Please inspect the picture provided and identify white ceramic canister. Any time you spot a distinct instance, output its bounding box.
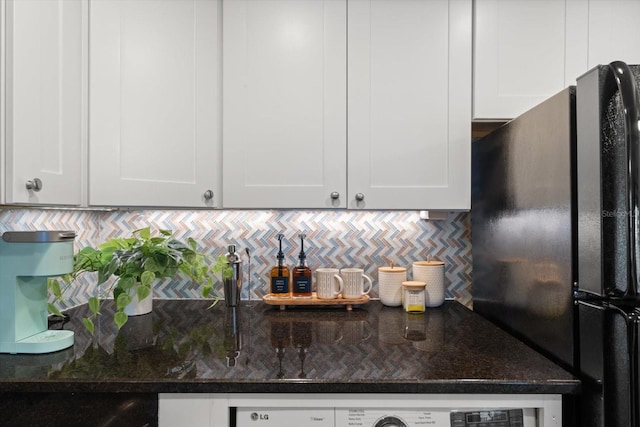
[412,260,445,307]
[378,266,407,307]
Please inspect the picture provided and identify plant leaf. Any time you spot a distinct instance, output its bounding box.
[123,237,137,248]
[47,303,64,317]
[113,286,124,302]
[114,312,128,329]
[88,297,100,315]
[140,270,155,286]
[187,237,197,251]
[138,227,151,240]
[202,284,212,297]
[119,276,135,291]
[136,284,151,301]
[116,293,132,311]
[99,240,121,251]
[48,279,62,299]
[100,255,120,283]
[78,246,97,255]
[144,257,161,273]
[82,318,95,335]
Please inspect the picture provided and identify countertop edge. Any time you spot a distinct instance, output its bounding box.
[0,379,581,395]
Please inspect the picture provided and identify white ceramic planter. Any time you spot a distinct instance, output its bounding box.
[124,283,153,316]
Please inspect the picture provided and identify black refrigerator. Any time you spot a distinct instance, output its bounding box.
[472,61,640,427]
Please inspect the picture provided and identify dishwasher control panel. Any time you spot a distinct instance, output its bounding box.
[236,408,536,427]
[450,409,527,427]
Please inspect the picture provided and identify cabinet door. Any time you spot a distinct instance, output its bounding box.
[223,0,347,209]
[473,0,588,120]
[348,0,471,210]
[4,0,85,205]
[89,0,220,207]
[586,0,640,67]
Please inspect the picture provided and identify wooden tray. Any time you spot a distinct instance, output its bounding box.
[262,293,369,311]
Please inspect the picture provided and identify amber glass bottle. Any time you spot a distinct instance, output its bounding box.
[270,233,290,297]
[291,233,312,298]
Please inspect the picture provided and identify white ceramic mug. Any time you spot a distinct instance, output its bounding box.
[315,268,344,299]
[341,268,372,299]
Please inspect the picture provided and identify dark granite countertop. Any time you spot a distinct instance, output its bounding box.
[0,300,579,395]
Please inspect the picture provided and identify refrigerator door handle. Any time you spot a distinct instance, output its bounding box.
[629,311,640,427]
[620,306,640,427]
[602,303,640,426]
[608,61,640,297]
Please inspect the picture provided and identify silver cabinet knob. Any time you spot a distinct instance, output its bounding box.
[203,190,214,200]
[330,191,340,200]
[26,178,43,192]
[355,193,365,202]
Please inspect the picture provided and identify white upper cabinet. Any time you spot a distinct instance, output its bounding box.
[89,0,221,207]
[223,0,471,210]
[473,0,587,120]
[474,0,640,121]
[3,0,85,205]
[586,0,640,67]
[222,0,347,209]
[348,0,471,210]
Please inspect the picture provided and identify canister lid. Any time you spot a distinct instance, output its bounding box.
[402,280,426,288]
[379,266,407,273]
[413,260,445,267]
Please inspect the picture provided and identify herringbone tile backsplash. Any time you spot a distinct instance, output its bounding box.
[0,208,472,308]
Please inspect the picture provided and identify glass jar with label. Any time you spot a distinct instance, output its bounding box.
[401,281,426,313]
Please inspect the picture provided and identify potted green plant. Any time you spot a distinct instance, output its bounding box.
[49,227,231,334]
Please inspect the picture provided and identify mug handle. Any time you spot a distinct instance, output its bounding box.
[362,274,372,295]
[333,274,344,297]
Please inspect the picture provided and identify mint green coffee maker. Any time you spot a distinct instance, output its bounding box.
[0,231,76,354]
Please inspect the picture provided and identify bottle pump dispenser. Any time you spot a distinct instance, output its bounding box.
[0,231,76,354]
[292,233,312,297]
[270,233,290,297]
